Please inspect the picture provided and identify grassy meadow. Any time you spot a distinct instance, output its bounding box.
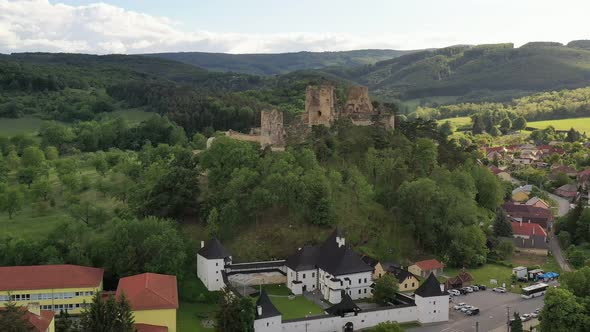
[527,117,590,133]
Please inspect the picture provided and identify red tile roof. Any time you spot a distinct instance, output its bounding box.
[502,202,553,220]
[0,265,104,291]
[414,259,444,271]
[0,308,54,332]
[116,273,178,310]
[511,222,547,237]
[134,324,169,332]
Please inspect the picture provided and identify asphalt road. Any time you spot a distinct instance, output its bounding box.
[545,192,573,272]
[408,290,545,332]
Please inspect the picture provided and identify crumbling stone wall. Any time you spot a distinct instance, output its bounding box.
[343,86,373,115]
[260,109,285,147]
[304,85,336,126]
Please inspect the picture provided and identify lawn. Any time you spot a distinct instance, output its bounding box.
[105,108,155,124]
[444,264,514,290]
[438,116,472,129]
[528,117,590,133]
[178,301,216,332]
[262,284,324,320]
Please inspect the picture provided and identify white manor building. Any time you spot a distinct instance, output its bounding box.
[285,229,374,303]
[197,230,449,332]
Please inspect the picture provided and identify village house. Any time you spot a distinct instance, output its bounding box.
[502,201,554,229]
[488,165,512,182]
[511,185,533,202]
[555,183,578,200]
[507,222,549,256]
[577,169,590,189]
[361,255,386,280]
[116,273,179,332]
[386,265,420,292]
[551,165,578,178]
[408,259,444,278]
[525,197,551,210]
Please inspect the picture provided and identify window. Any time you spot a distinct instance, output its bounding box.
[216,262,219,266]
[303,273,306,278]
[434,310,437,313]
[364,289,367,294]
[404,284,407,289]
[364,278,367,283]
[433,301,436,305]
[358,278,361,284]
[412,282,415,287]
[312,272,315,278]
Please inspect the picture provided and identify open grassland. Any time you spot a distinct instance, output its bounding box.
[438,116,472,128]
[178,301,215,332]
[527,117,590,133]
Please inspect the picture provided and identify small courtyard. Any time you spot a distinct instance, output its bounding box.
[259,284,325,320]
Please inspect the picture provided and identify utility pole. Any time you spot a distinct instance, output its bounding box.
[507,306,511,332]
[475,321,479,332]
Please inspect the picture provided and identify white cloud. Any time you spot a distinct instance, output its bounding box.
[0,0,413,54]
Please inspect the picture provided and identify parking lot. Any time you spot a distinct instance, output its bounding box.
[408,288,545,332]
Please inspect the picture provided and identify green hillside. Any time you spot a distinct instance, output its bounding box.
[317,43,590,102]
[144,49,413,75]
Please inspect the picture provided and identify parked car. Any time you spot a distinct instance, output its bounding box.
[471,285,479,291]
[521,315,531,322]
[448,289,460,296]
[493,287,507,293]
[461,307,470,313]
[531,312,539,318]
[534,308,541,313]
[453,305,463,310]
[478,284,487,290]
[464,287,474,293]
[467,308,480,315]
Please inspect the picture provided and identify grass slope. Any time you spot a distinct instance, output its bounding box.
[0,117,45,137]
[527,117,590,133]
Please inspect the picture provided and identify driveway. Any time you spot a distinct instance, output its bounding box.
[408,291,544,332]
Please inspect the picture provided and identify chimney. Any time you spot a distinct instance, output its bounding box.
[520,220,522,226]
[27,302,40,316]
[257,305,262,316]
[200,241,204,248]
[440,284,445,292]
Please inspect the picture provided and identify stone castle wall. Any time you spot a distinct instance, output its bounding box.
[343,86,373,115]
[304,85,336,126]
[261,109,285,147]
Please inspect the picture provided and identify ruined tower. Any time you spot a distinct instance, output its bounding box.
[260,109,285,147]
[304,85,336,127]
[343,86,373,115]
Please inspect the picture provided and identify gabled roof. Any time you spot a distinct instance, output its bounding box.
[511,222,547,237]
[256,289,281,319]
[525,197,549,208]
[512,185,533,195]
[116,273,179,310]
[198,239,230,259]
[556,183,578,192]
[413,259,444,271]
[502,202,553,220]
[415,273,447,297]
[387,266,418,284]
[0,264,104,291]
[0,308,54,332]
[134,324,168,332]
[325,291,361,316]
[284,229,373,276]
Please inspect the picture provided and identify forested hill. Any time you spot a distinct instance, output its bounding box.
[316,42,590,101]
[144,49,413,76]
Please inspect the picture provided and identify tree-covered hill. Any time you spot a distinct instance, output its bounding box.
[316,43,590,102]
[144,49,413,76]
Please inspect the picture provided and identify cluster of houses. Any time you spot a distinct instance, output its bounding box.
[197,230,450,332]
[484,143,565,167]
[0,265,179,332]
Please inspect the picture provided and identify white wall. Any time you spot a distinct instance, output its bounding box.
[415,294,449,324]
[254,315,282,332]
[318,270,373,303]
[279,306,417,332]
[196,254,226,291]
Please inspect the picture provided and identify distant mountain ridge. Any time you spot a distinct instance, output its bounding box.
[143,49,415,76]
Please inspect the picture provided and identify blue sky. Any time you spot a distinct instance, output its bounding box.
[1,0,589,54]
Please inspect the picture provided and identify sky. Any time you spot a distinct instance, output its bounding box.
[1,0,590,54]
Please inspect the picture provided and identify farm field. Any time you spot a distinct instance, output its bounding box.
[527,117,590,133]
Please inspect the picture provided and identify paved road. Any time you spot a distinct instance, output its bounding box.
[546,192,571,217]
[544,192,573,272]
[408,291,544,332]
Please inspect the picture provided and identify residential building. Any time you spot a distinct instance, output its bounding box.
[511,185,533,202]
[414,273,449,324]
[488,165,512,182]
[361,255,385,279]
[408,259,444,278]
[0,265,104,315]
[502,202,554,229]
[555,183,578,199]
[285,230,374,303]
[116,273,178,332]
[197,239,232,291]
[551,165,577,178]
[386,266,420,292]
[509,221,549,255]
[0,304,55,332]
[525,197,550,210]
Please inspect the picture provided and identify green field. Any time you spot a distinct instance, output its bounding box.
[438,116,472,128]
[178,301,216,332]
[528,117,590,133]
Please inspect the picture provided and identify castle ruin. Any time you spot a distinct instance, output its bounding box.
[303,85,336,127]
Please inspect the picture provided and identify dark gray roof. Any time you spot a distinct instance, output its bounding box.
[285,245,319,271]
[415,273,447,297]
[256,289,281,319]
[388,266,418,284]
[284,229,372,276]
[197,239,230,259]
[325,291,361,316]
[361,255,379,268]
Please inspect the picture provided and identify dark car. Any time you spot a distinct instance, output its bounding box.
[478,284,487,290]
[468,308,480,315]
